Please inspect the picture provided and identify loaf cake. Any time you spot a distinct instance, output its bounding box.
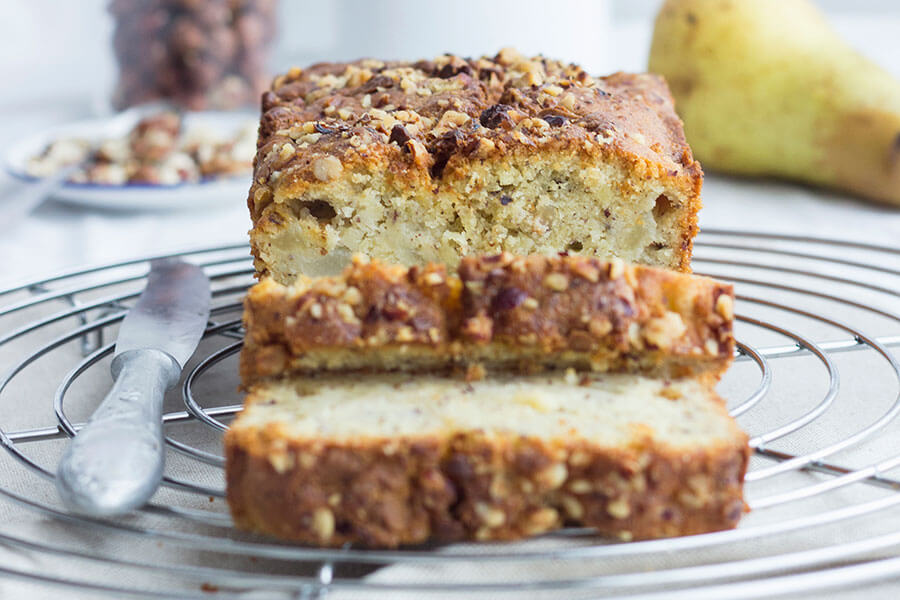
[240,253,734,386]
[247,48,703,284]
[226,372,749,547]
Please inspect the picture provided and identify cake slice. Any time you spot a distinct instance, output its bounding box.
[247,48,703,284]
[225,372,749,547]
[240,253,734,386]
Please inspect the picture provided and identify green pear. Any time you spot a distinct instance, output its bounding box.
[649,0,900,206]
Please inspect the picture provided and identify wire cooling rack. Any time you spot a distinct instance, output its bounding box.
[0,229,898,599]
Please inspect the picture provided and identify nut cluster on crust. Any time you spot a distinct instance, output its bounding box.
[240,253,734,384]
[247,48,702,220]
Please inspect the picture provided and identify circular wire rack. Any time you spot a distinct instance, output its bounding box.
[0,229,898,599]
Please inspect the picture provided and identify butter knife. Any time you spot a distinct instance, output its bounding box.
[56,258,210,516]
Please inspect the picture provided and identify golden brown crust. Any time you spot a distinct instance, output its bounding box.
[240,254,734,386]
[247,49,703,275]
[225,390,749,547]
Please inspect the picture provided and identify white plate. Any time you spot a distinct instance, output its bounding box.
[4,111,256,211]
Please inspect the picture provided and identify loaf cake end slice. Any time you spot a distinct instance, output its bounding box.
[225,372,749,547]
[248,48,703,283]
[240,253,734,387]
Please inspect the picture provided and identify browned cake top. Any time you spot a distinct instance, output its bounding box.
[250,48,700,219]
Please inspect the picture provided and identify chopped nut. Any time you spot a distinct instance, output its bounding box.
[706,339,720,355]
[439,110,471,128]
[589,317,613,337]
[515,66,543,87]
[678,491,705,509]
[496,47,524,65]
[571,260,599,282]
[474,502,506,528]
[544,84,563,97]
[569,479,592,494]
[564,368,578,385]
[474,137,496,157]
[517,332,539,345]
[509,257,528,273]
[642,312,687,349]
[522,297,539,310]
[312,155,343,181]
[407,139,432,168]
[342,286,362,305]
[608,258,625,280]
[424,272,444,285]
[716,294,734,320]
[536,462,568,490]
[312,507,335,541]
[543,272,569,291]
[630,473,647,494]
[279,143,296,160]
[336,303,358,324]
[607,497,631,519]
[395,326,416,342]
[382,442,399,456]
[569,451,590,467]
[525,507,559,534]
[327,493,342,506]
[511,130,530,144]
[462,315,492,342]
[624,265,639,288]
[561,495,584,520]
[627,322,644,348]
[489,475,509,499]
[308,302,323,319]
[268,452,293,474]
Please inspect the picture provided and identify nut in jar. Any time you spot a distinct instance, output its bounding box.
[108,0,277,110]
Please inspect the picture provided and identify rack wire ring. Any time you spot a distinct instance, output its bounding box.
[0,230,897,598]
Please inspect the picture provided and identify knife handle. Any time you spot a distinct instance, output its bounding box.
[56,349,180,517]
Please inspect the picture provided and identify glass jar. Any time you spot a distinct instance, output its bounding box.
[108,0,277,111]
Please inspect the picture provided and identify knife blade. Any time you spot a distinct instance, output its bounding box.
[56,258,210,516]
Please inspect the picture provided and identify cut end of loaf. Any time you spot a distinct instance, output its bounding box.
[226,373,749,547]
[251,153,699,283]
[239,254,734,387]
[247,51,702,282]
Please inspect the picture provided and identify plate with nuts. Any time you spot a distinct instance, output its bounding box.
[5,109,258,210]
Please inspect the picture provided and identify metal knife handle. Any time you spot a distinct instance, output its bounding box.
[56,349,180,516]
